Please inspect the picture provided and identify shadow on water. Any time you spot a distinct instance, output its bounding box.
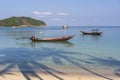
[115,69,120,77]
[81,34,102,41]
[89,57,120,66]
[89,56,120,77]
[0,47,117,80]
[0,64,16,77]
[0,48,64,80]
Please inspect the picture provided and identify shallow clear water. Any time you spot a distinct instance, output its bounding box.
[0,26,120,79]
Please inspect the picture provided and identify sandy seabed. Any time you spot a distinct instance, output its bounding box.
[0,73,119,80]
[0,64,119,80]
[0,68,119,80]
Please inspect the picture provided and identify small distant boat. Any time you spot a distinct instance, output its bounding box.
[80,29,102,35]
[30,35,75,42]
[63,25,69,29]
[12,26,16,28]
[80,31,102,35]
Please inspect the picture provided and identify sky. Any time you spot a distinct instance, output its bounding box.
[0,0,120,26]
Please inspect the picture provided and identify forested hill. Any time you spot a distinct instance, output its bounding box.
[0,16,46,27]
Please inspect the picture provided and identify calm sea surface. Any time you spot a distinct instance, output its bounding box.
[0,26,120,79]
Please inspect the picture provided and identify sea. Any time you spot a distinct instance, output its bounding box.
[0,26,120,80]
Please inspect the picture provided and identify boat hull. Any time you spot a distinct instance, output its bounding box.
[80,31,102,35]
[30,35,75,42]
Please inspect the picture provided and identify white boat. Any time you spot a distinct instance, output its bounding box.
[63,25,69,29]
[12,26,16,28]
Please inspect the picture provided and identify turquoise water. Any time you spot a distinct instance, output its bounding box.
[0,26,120,80]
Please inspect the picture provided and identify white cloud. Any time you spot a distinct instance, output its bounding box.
[52,18,63,21]
[33,11,40,15]
[57,12,69,16]
[33,11,69,16]
[33,11,53,16]
[42,12,53,15]
[38,15,46,18]
[33,11,69,21]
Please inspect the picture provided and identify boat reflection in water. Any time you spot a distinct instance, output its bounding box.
[81,33,102,41]
[31,41,74,48]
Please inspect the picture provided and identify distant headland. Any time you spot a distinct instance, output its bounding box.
[0,16,46,27]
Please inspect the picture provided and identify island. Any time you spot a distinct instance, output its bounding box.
[0,16,46,27]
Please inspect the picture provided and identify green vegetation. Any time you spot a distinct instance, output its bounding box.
[0,16,46,27]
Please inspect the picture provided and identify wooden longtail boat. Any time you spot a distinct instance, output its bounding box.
[30,35,75,42]
[80,31,102,35]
